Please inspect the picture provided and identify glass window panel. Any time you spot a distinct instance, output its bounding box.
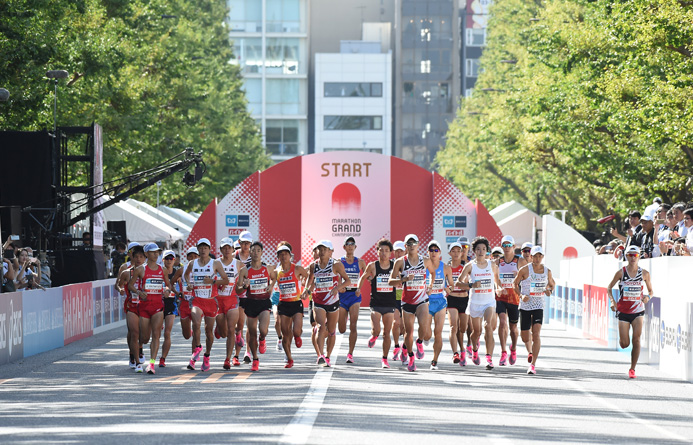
[324,83,383,97]
[466,59,480,77]
[324,116,383,130]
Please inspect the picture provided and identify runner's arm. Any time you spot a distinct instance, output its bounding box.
[213,261,229,287]
[606,270,622,310]
[128,266,146,300]
[642,269,653,303]
[388,258,404,286]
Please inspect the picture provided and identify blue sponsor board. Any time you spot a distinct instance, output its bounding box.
[94,286,103,328]
[0,292,24,364]
[225,214,250,228]
[575,288,583,330]
[442,215,467,228]
[22,289,64,358]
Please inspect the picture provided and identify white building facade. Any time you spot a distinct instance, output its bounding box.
[314,42,392,155]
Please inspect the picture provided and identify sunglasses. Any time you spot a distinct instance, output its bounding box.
[522,249,531,253]
[501,243,513,248]
[428,248,440,253]
[164,256,175,260]
[406,242,418,246]
[626,253,640,257]
[345,242,356,246]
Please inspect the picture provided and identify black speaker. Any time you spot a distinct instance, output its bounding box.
[51,249,107,287]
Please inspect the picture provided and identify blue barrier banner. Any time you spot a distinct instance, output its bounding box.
[576,288,583,330]
[104,285,113,325]
[0,291,24,365]
[23,288,64,357]
[94,286,103,328]
[646,297,661,365]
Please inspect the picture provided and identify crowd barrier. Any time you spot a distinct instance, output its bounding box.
[0,279,123,366]
[548,255,693,382]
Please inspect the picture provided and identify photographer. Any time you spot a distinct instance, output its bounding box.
[630,215,655,258]
[610,211,641,246]
[111,242,127,277]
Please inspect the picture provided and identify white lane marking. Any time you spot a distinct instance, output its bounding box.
[280,333,343,445]
[568,380,689,443]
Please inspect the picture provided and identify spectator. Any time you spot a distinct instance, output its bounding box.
[592,239,603,254]
[38,251,51,288]
[630,215,655,258]
[14,248,40,290]
[643,197,662,220]
[82,231,92,248]
[2,254,16,292]
[111,242,127,277]
[672,203,687,237]
[683,209,693,255]
[598,239,622,255]
[611,210,641,246]
[654,209,676,256]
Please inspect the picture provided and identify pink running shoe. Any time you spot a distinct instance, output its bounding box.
[146,362,155,374]
[317,355,325,365]
[509,349,517,365]
[466,345,473,358]
[415,340,425,359]
[407,355,416,372]
[401,347,408,365]
[499,351,508,366]
[472,350,481,365]
[367,335,378,348]
[259,339,267,354]
[187,359,196,370]
[459,352,467,367]
[527,364,536,375]
[251,359,259,372]
[381,358,390,368]
[294,335,302,348]
[628,369,636,379]
[392,347,401,361]
[192,346,202,362]
[486,354,494,370]
[235,332,245,348]
[346,353,354,364]
[201,355,210,372]
[325,357,332,368]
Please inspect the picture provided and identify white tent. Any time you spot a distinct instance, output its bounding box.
[103,199,184,245]
[126,199,192,235]
[157,205,198,228]
[490,200,542,246]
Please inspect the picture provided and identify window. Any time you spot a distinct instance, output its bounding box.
[465,88,474,97]
[466,59,480,77]
[266,0,302,32]
[324,148,383,154]
[232,37,304,74]
[228,0,262,32]
[266,120,299,155]
[466,28,486,47]
[266,79,302,114]
[420,60,431,73]
[324,83,383,97]
[324,116,383,130]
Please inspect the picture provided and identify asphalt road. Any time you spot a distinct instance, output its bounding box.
[0,309,692,444]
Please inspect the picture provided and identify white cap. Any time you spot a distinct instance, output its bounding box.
[127,242,140,251]
[521,242,533,250]
[404,234,419,244]
[448,242,462,253]
[316,239,333,250]
[393,241,405,251]
[197,238,211,247]
[163,249,176,258]
[276,245,291,254]
[501,235,515,245]
[640,214,653,222]
[530,246,544,256]
[219,237,234,248]
[457,236,470,246]
[238,231,253,243]
[234,240,240,249]
[625,245,641,255]
[144,242,162,252]
[186,246,199,256]
[427,240,441,250]
[491,247,503,255]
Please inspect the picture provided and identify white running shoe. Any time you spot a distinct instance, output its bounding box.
[135,364,143,373]
[276,339,283,351]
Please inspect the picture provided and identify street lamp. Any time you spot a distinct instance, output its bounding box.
[46,70,69,133]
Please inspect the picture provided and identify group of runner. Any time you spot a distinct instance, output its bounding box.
[115,231,652,378]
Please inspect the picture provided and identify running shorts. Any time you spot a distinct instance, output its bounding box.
[370,306,395,316]
[428,297,447,316]
[339,292,361,311]
[519,309,544,331]
[469,301,495,318]
[244,298,272,319]
[447,296,469,313]
[217,295,239,314]
[163,298,176,317]
[271,292,280,306]
[178,298,191,319]
[139,299,164,319]
[496,300,520,324]
[402,300,429,315]
[314,301,340,313]
[617,310,644,323]
[278,300,304,318]
[193,298,218,318]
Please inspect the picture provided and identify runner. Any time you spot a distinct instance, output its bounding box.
[303,240,351,367]
[391,240,407,364]
[338,236,366,364]
[424,240,454,370]
[520,242,533,264]
[446,242,468,366]
[457,236,475,359]
[389,234,429,372]
[234,230,253,364]
[160,249,181,367]
[236,241,277,371]
[275,242,309,368]
[184,238,229,371]
[116,244,146,371]
[356,239,397,368]
[271,280,282,352]
[606,245,654,378]
[128,243,172,374]
[513,245,555,375]
[309,244,320,358]
[116,242,142,282]
[495,235,526,366]
[455,236,503,370]
[215,237,244,370]
[170,246,198,347]
[491,247,503,261]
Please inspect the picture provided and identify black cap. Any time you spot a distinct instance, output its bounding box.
[629,211,641,218]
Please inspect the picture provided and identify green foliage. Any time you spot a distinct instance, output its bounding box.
[438,0,693,231]
[0,0,271,212]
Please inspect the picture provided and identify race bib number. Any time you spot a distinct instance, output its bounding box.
[406,272,426,291]
[430,278,445,293]
[346,272,360,289]
[315,275,334,291]
[193,275,212,298]
[279,281,297,297]
[500,273,515,288]
[376,275,393,293]
[474,278,493,293]
[623,283,642,301]
[249,277,269,295]
[144,278,164,293]
[530,280,547,297]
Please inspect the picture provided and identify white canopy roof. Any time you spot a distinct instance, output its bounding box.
[156,205,198,228]
[103,199,184,244]
[126,199,192,235]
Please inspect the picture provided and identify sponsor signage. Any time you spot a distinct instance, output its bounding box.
[0,292,24,365]
[22,288,63,357]
[225,214,250,227]
[63,283,93,345]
